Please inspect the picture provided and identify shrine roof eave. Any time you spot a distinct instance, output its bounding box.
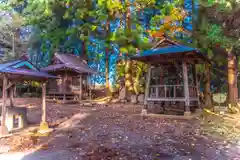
[0,68,57,82]
[131,45,211,64]
[41,64,97,75]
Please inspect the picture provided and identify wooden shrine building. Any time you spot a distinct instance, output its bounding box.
[41,53,97,103]
[0,58,56,135]
[131,39,210,116]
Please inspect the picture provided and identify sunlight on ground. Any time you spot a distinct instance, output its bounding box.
[0,152,26,160]
[93,96,112,104]
[57,112,90,130]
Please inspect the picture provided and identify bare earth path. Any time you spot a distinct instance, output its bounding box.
[0,98,240,160]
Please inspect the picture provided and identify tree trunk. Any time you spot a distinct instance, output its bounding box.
[123,0,133,99]
[234,55,238,103]
[105,19,111,96]
[81,41,89,61]
[227,47,238,105]
[204,64,212,108]
[105,48,110,95]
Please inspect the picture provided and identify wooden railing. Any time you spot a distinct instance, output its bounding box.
[149,85,198,99]
[149,85,184,99]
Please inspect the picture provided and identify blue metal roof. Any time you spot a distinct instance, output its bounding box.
[0,60,22,70]
[0,68,56,78]
[0,60,56,79]
[134,45,197,58]
[0,60,38,71]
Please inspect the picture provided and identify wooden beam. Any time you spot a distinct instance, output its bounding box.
[144,64,151,105]
[147,98,185,101]
[0,74,8,135]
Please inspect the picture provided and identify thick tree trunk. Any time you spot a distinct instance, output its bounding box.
[234,55,238,102]
[123,0,133,99]
[125,60,133,90]
[204,64,212,108]
[227,48,238,105]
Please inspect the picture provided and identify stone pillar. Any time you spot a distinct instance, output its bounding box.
[182,61,191,116]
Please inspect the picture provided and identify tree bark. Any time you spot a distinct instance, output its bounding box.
[105,19,111,96]
[234,55,238,103]
[204,64,212,108]
[227,47,238,105]
[123,0,133,99]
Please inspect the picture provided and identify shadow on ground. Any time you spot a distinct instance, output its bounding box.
[1,98,240,160]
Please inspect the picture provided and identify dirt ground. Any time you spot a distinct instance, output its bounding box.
[1,98,240,160]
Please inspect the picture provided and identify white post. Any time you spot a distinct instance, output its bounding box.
[182,61,191,116]
[0,74,8,135]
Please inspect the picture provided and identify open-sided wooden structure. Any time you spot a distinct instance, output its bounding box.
[0,58,56,135]
[132,39,210,116]
[41,53,96,103]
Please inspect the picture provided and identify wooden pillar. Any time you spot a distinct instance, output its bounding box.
[0,74,8,135]
[39,82,49,133]
[13,85,17,97]
[144,64,151,106]
[159,65,164,85]
[79,75,83,101]
[63,74,67,102]
[9,85,14,107]
[194,65,201,109]
[88,74,92,100]
[41,82,47,123]
[182,61,190,115]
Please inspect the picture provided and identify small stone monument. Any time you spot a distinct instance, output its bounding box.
[137,94,145,104]
[212,93,227,113]
[0,106,28,132]
[131,95,137,104]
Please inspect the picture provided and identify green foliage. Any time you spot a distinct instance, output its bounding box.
[0,2,25,62]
